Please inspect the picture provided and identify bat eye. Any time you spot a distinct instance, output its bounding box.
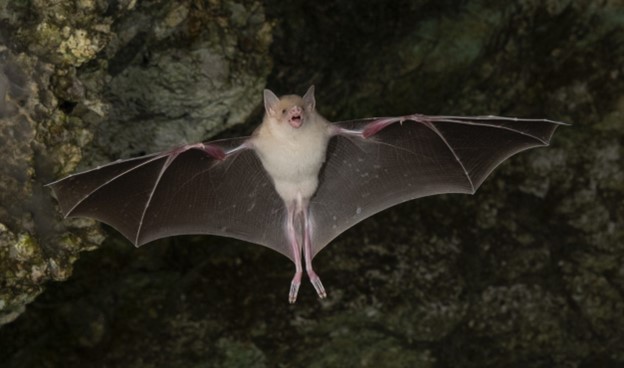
[282,109,287,114]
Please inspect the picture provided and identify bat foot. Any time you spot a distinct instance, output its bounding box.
[309,275,327,299]
[289,281,301,304]
[289,270,302,304]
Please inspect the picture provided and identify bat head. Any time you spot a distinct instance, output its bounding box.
[263,86,316,129]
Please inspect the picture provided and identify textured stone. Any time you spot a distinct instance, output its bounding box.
[0,0,272,329]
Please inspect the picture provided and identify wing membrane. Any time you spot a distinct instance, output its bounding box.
[309,115,565,256]
[48,138,292,260]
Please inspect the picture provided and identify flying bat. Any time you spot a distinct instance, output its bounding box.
[48,86,566,303]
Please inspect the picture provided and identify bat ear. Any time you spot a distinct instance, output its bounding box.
[263,89,280,116]
[302,85,315,111]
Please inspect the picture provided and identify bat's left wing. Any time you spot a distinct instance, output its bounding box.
[47,138,295,260]
[309,114,567,257]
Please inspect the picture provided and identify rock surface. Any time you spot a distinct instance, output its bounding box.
[0,0,272,325]
[1,0,622,367]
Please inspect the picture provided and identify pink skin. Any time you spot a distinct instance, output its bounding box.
[286,202,302,303]
[288,106,303,128]
[303,205,326,299]
[287,114,423,302]
[287,197,326,303]
[286,116,418,302]
[181,114,320,303]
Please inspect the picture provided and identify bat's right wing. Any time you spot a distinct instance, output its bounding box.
[309,115,567,257]
[48,138,293,260]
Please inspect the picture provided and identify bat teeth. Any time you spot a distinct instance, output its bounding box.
[289,115,303,128]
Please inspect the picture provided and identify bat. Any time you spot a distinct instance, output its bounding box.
[48,86,566,303]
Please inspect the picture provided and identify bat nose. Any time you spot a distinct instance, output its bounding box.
[290,106,302,115]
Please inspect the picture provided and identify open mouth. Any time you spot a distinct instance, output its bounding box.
[289,114,303,128]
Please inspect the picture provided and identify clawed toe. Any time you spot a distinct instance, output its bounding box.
[289,280,301,304]
[309,275,327,299]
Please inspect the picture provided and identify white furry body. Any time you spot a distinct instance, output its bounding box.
[252,114,331,204]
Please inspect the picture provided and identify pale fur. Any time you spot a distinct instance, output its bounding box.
[251,95,332,204]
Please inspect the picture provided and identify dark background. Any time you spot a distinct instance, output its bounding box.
[0,0,622,367]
